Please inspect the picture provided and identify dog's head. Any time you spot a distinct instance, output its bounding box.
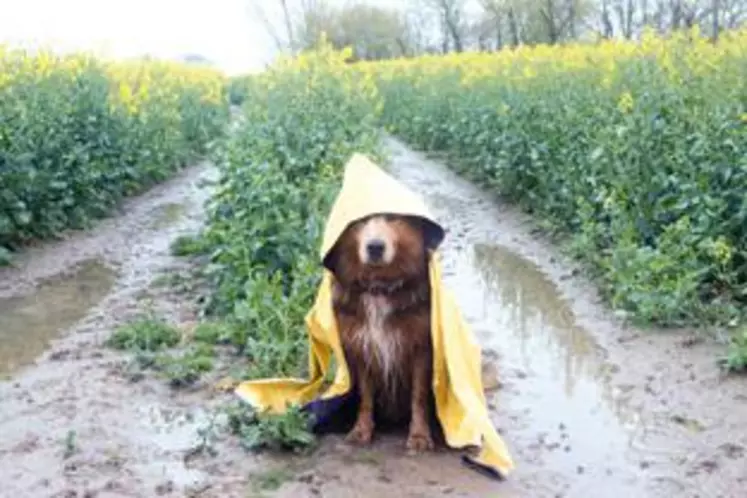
[328,214,428,287]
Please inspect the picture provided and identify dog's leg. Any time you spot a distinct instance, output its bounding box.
[346,365,375,445]
[406,352,434,452]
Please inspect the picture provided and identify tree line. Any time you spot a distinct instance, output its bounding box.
[249,0,746,61]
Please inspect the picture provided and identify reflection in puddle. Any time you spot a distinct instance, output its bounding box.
[448,243,643,487]
[471,243,601,398]
[150,202,186,229]
[0,260,117,375]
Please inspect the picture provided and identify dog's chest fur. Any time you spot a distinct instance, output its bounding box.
[355,294,399,385]
[334,281,432,419]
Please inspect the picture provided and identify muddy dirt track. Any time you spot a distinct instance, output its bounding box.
[1,139,746,498]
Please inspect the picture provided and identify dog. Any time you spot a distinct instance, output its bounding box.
[327,213,435,452]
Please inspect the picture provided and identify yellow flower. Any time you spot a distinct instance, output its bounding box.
[617,91,634,114]
[709,237,734,265]
[522,65,537,80]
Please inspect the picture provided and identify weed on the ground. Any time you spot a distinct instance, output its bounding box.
[170,234,206,257]
[0,247,11,267]
[248,466,296,495]
[721,328,747,374]
[106,316,182,352]
[184,412,221,462]
[224,401,316,453]
[107,313,223,388]
[156,344,216,388]
[62,430,78,459]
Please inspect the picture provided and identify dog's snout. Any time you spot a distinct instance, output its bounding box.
[366,240,386,262]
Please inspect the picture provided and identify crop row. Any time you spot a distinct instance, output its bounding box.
[0,48,229,261]
[368,28,747,328]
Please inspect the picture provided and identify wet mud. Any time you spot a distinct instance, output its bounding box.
[0,143,745,498]
[0,260,117,376]
[0,163,228,497]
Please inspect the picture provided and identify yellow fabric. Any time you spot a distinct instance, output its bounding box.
[234,153,515,478]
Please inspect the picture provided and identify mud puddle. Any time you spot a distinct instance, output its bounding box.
[0,259,117,376]
[454,242,645,495]
[370,137,747,498]
[0,163,239,498]
[149,202,186,229]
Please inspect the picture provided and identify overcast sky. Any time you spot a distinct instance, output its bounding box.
[0,0,284,74]
[0,0,422,74]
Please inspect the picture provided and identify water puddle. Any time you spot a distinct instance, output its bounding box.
[150,202,186,229]
[0,259,117,375]
[448,242,646,492]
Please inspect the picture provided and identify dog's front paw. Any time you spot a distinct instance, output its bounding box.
[406,430,434,453]
[345,422,374,446]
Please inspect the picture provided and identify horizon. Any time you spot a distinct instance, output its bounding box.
[0,0,424,75]
[0,0,278,75]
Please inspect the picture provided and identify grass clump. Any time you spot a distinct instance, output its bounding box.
[721,328,747,374]
[169,234,207,257]
[156,344,216,388]
[225,401,316,453]
[106,316,181,352]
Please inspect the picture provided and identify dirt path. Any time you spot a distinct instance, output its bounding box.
[0,163,232,497]
[1,142,746,498]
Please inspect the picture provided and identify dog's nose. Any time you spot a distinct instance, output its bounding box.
[366,240,386,262]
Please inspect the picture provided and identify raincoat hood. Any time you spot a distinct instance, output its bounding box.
[234,153,515,480]
[320,152,445,270]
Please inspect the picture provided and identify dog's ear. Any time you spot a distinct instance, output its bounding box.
[324,245,340,276]
[410,216,444,251]
[407,216,431,244]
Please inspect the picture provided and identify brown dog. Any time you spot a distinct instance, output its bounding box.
[327,213,434,452]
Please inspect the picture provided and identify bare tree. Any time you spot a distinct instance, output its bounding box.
[426,0,467,52]
[540,0,562,42]
[478,0,504,48]
[536,0,594,43]
[598,0,615,36]
[290,2,415,60]
[247,0,328,54]
[402,1,442,55]
[248,0,747,64]
[567,0,579,36]
[279,0,296,50]
[480,0,523,47]
[614,0,636,38]
[724,0,747,27]
[247,0,289,52]
[507,5,522,45]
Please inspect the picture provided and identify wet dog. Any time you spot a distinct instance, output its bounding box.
[327,213,435,452]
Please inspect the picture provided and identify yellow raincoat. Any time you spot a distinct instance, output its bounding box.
[235,153,515,479]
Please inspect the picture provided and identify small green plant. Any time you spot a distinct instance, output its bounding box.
[721,328,747,373]
[63,430,78,459]
[192,321,234,345]
[248,466,295,494]
[155,344,216,388]
[170,234,206,257]
[106,316,181,352]
[224,400,316,453]
[0,246,11,267]
[186,412,221,461]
